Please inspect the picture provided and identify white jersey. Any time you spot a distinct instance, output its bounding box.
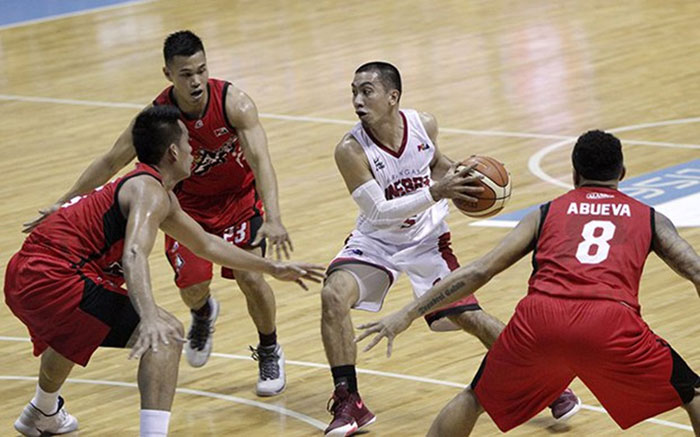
[349,109,449,245]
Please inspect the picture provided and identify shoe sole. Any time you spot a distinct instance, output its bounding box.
[324,422,359,437]
[256,382,286,397]
[185,299,220,368]
[554,396,582,423]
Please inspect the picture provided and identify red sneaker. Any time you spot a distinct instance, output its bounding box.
[324,384,376,437]
[549,388,581,422]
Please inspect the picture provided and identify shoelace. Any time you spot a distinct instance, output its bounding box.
[326,393,354,418]
[188,314,213,350]
[249,345,280,380]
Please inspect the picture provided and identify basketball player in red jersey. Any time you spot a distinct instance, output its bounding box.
[357,130,700,436]
[6,106,324,437]
[321,62,579,437]
[23,31,292,396]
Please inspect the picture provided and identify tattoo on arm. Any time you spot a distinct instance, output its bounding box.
[416,280,467,315]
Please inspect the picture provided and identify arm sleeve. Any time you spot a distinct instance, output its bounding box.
[351,179,436,224]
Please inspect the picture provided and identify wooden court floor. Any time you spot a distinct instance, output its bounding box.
[0,0,699,435]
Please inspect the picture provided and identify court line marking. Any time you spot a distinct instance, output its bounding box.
[0,336,692,432]
[528,117,700,189]
[0,375,327,431]
[1,93,700,150]
[0,0,155,32]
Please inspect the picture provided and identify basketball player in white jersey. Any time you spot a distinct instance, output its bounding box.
[321,62,580,437]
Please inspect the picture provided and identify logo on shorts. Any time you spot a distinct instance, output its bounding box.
[350,249,363,256]
[175,254,185,272]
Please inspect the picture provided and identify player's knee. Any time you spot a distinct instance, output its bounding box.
[321,283,353,321]
[179,281,211,308]
[235,270,266,292]
[449,311,481,333]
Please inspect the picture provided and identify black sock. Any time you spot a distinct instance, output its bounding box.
[258,330,277,348]
[331,365,358,393]
[192,299,211,318]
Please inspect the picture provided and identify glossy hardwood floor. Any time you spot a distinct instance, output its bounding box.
[0,1,698,435]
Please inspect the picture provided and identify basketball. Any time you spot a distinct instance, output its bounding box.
[452,155,511,218]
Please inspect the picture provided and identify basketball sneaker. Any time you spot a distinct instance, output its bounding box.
[185,296,220,368]
[324,383,376,437]
[14,396,78,437]
[250,343,286,396]
[549,388,582,422]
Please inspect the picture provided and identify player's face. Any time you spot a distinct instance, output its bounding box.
[164,51,209,107]
[351,71,396,124]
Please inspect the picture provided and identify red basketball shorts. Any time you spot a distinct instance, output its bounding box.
[472,293,699,431]
[4,251,139,366]
[165,188,265,289]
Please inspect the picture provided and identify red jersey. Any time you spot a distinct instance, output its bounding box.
[23,163,163,286]
[527,186,654,311]
[153,78,255,197]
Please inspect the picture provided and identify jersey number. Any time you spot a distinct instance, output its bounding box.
[575,220,616,264]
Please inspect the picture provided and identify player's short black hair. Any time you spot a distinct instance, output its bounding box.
[572,130,624,181]
[355,61,402,98]
[163,30,205,63]
[132,106,183,165]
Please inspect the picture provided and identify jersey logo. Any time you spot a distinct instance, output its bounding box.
[103,261,124,277]
[586,192,615,200]
[417,143,430,151]
[191,136,245,176]
[194,120,204,129]
[214,127,229,137]
[373,157,385,171]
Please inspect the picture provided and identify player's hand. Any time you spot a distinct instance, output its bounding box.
[270,261,326,290]
[22,202,62,233]
[252,220,294,260]
[128,314,186,360]
[429,162,484,203]
[355,310,414,358]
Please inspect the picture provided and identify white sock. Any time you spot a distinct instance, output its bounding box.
[140,409,171,437]
[31,385,60,414]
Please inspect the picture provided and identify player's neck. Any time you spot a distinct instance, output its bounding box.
[364,111,403,151]
[172,89,208,119]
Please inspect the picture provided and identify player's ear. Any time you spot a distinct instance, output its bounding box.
[388,89,400,106]
[163,66,173,82]
[167,143,178,162]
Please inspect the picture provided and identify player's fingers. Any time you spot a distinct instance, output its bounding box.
[129,339,146,360]
[150,332,159,353]
[456,163,477,176]
[363,332,385,352]
[287,236,294,253]
[295,278,308,291]
[275,243,283,261]
[251,232,264,247]
[387,337,394,358]
[354,326,379,343]
[281,241,290,260]
[356,321,378,330]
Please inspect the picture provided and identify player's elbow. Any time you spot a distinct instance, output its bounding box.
[122,246,146,270]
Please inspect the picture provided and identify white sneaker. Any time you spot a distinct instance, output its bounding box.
[251,344,286,396]
[14,396,78,437]
[185,297,220,368]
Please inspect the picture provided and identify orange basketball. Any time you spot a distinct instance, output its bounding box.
[453,155,511,218]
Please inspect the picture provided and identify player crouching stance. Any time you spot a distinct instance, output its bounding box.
[357,130,700,436]
[5,106,323,437]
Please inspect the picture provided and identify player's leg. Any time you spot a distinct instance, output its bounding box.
[449,309,504,348]
[129,308,184,437]
[230,246,285,397]
[322,263,388,437]
[682,389,700,436]
[165,235,219,368]
[14,348,79,437]
[427,387,483,437]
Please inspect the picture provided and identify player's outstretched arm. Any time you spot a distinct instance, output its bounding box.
[119,176,185,359]
[160,194,324,290]
[652,211,700,297]
[22,109,144,233]
[226,86,292,259]
[356,209,539,357]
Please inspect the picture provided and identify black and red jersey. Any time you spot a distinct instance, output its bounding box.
[528,186,654,311]
[153,78,256,198]
[23,163,162,285]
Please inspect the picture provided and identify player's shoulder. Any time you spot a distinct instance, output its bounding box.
[415,110,438,138]
[222,81,258,125]
[334,132,365,163]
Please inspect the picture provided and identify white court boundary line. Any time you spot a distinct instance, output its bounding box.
[2,94,700,151]
[528,117,700,189]
[0,0,155,32]
[0,375,327,431]
[0,336,692,432]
